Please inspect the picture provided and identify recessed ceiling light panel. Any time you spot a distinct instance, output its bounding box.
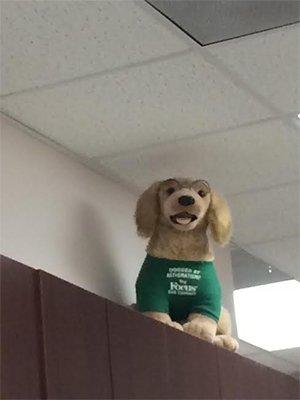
[234,279,300,351]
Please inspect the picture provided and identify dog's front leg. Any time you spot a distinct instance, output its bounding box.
[143,311,183,331]
[213,335,239,352]
[183,313,217,342]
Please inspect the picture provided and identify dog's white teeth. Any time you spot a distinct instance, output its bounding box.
[176,218,191,225]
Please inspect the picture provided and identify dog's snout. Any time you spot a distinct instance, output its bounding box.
[178,196,195,206]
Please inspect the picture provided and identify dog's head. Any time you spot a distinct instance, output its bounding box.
[135,178,232,245]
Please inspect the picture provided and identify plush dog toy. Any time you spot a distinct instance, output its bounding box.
[135,177,238,352]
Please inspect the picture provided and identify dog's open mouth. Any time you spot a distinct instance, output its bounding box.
[170,212,197,225]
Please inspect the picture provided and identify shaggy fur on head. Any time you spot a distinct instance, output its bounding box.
[135,178,232,261]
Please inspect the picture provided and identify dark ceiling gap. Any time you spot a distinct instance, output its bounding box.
[146,0,300,46]
[146,0,206,47]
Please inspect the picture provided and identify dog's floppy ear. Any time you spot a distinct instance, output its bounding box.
[135,181,161,238]
[207,191,232,245]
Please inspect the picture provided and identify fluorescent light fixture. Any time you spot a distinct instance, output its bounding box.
[297,113,300,119]
[234,279,300,351]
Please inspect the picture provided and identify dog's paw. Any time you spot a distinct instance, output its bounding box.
[166,321,184,331]
[183,321,214,342]
[213,335,239,352]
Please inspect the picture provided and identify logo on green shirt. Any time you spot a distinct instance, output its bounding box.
[167,267,202,296]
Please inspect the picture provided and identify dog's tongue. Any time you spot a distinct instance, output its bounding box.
[176,212,192,218]
[176,218,191,225]
[171,212,197,225]
[174,212,193,225]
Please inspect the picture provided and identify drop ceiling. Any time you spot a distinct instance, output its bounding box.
[231,248,292,290]
[1,0,300,373]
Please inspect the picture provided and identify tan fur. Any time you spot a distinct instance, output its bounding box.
[135,178,232,260]
[143,311,183,331]
[135,178,238,351]
[147,221,214,261]
[217,306,232,335]
[135,182,161,238]
[208,192,232,245]
[183,313,217,342]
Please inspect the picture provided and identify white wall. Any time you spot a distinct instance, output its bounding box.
[1,115,145,305]
[1,114,235,316]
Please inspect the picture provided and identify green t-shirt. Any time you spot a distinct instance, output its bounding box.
[136,254,221,322]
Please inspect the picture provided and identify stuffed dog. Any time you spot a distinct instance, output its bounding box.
[135,177,238,352]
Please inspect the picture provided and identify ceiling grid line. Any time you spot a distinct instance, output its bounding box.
[0,47,194,99]
[91,113,295,161]
[195,46,284,116]
[237,234,300,248]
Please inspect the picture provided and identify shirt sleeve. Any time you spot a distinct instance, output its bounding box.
[191,266,222,322]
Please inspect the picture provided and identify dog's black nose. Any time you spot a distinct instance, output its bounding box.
[178,196,195,206]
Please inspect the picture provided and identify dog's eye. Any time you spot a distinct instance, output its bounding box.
[198,190,206,198]
[166,187,175,195]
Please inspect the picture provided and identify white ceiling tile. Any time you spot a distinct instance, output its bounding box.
[1,51,272,158]
[207,24,300,113]
[92,119,299,195]
[244,236,300,280]
[229,183,299,245]
[1,0,189,95]
[247,350,298,376]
